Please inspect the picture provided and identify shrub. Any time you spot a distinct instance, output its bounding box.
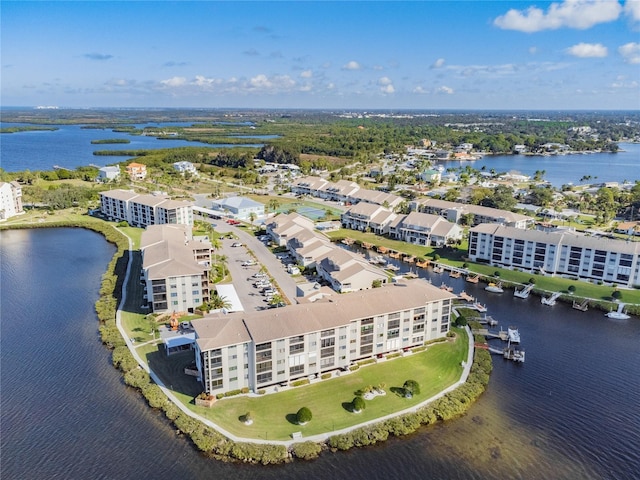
[568,285,576,293]
[291,378,310,387]
[352,396,366,412]
[403,379,420,395]
[612,290,622,300]
[123,368,150,389]
[529,277,536,284]
[321,373,332,380]
[111,345,139,372]
[296,407,312,424]
[291,441,322,460]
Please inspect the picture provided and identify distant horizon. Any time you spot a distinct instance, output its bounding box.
[3,1,639,110]
[2,105,639,114]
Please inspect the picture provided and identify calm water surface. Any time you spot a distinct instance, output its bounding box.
[0,123,264,172]
[1,228,639,479]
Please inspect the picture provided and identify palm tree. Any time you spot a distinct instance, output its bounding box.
[248,211,257,225]
[209,292,232,310]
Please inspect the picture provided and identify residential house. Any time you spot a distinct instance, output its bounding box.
[411,198,533,229]
[318,179,360,203]
[315,248,388,293]
[348,189,404,209]
[125,162,147,181]
[100,189,194,227]
[140,224,213,313]
[266,212,316,247]
[97,166,121,182]
[388,211,462,246]
[468,223,640,287]
[286,229,333,268]
[340,203,397,235]
[173,161,198,176]
[192,279,455,394]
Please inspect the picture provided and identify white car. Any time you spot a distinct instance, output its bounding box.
[241,260,256,266]
[231,242,243,247]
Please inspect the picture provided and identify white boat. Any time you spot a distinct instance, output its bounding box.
[507,327,520,344]
[386,264,400,272]
[485,282,504,293]
[606,303,630,320]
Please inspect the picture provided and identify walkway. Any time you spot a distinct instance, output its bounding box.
[113,227,476,448]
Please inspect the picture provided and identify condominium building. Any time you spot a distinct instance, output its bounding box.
[388,211,463,247]
[315,248,388,292]
[99,189,194,227]
[0,181,23,221]
[411,198,533,229]
[192,279,455,394]
[140,224,213,313]
[291,176,403,208]
[468,224,640,287]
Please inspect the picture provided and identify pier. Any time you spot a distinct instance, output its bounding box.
[542,292,561,306]
[572,299,589,311]
[514,284,534,299]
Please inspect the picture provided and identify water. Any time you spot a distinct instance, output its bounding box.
[0,123,264,172]
[1,228,639,479]
[441,142,640,187]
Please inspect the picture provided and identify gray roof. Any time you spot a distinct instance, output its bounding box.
[193,280,455,348]
[416,198,531,223]
[213,196,264,209]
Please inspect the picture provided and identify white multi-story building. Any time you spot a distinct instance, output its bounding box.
[211,196,264,221]
[315,248,388,293]
[0,181,24,221]
[192,279,455,395]
[411,198,533,229]
[340,203,397,235]
[468,224,640,287]
[141,224,213,313]
[99,189,194,227]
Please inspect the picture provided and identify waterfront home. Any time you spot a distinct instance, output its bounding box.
[286,229,333,268]
[211,196,264,221]
[341,203,398,235]
[615,221,640,237]
[0,181,24,221]
[418,169,442,184]
[315,248,388,293]
[318,179,360,203]
[411,198,533,229]
[291,176,330,197]
[99,189,194,227]
[468,223,640,288]
[192,279,455,395]
[388,211,462,247]
[125,162,147,181]
[97,166,121,182]
[291,176,403,208]
[140,224,213,313]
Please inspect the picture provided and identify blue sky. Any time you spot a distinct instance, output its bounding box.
[2,1,639,110]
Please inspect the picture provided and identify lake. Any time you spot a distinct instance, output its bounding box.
[1,228,639,479]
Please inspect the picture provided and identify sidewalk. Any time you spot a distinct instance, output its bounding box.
[114,227,475,447]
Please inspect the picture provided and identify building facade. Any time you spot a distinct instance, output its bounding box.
[211,196,265,221]
[99,189,194,227]
[468,224,640,287]
[0,181,24,221]
[97,166,121,182]
[140,224,213,313]
[193,280,455,394]
[125,162,147,181]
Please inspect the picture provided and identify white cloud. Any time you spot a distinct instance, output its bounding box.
[342,60,361,70]
[566,42,608,57]
[300,70,313,78]
[619,42,640,63]
[160,76,187,87]
[431,58,445,69]
[625,0,640,21]
[413,86,429,94]
[437,86,454,94]
[494,0,623,32]
[612,75,639,88]
[377,77,394,94]
[529,46,539,55]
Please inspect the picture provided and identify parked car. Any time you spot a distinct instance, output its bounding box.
[231,242,243,247]
[241,260,256,266]
[253,272,267,279]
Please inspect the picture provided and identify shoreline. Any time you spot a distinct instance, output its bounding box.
[1,217,491,464]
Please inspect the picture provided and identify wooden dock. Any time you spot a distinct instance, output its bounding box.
[572,299,589,311]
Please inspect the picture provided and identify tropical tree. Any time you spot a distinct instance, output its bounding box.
[209,293,232,310]
[267,198,280,213]
[248,211,257,225]
[352,397,366,413]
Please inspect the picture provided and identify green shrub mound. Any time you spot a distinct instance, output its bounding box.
[291,442,323,460]
[296,407,313,424]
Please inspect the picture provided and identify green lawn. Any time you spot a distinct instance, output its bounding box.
[178,329,469,441]
[326,229,436,258]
